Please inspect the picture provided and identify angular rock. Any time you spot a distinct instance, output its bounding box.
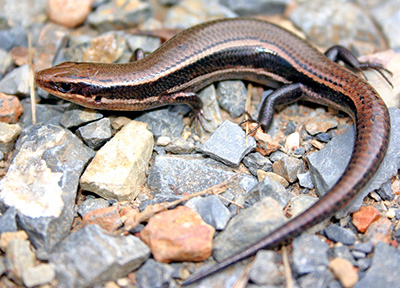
[0,122,21,155]
[352,206,381,233]
[306,107,400,218]
[0,64,30,96]
[244,177,290,207]
[323,224,355,245]
[82,206,123,232]
[213,197,287,261]
[355,242,400,288]
[0,124,95,257]
[80,120,154,201]
[305,117,338,135]
[0,93,23,124]
[22,263,56,288]
[0,207,17,234]
[200,120,256,167]
[220,0,288,15]
[292,234,329,275]
[19,100,67,129]
[257,171,289,188]
[298,171,314,189]
[242,152,272,176]
[248,250,283,285]
[165,137,195,154]
[76,117,112,149]
[147,154,257,195]
[364,217,392,245]
[50,225,150,288]
[5,238,36,285]
[60,104,104,129]
[135,259,176,288]
[272,154,305,183]
[0,231,29,252]
[196,84,222,136]
[77,196,110,217]
[185,195,231,230]
[216,80,247,118]
[140,206,215,263]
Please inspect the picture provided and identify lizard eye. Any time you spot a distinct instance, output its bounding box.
[56,82,72,93]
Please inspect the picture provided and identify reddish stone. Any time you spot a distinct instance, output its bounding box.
[352,206,380,233]
[120,206,139,228]
[140,206,215,263]
[364,217,392,245]
[0,93,23,124]
[253,128,280,156]
[82,206,123,232]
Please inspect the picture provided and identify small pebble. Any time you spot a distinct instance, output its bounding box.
[329,258,358,288]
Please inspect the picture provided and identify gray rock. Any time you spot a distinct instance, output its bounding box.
[87,0,152,32]
[371,0,400,49]
[77,196,110,217]
[323,224,355,245]
[0,257,5,276]
[50,225,150,288]
[0,124,95,258]
[200,120,256,167]
[248,250,283,285]
[242,152,273,176]
[298,171,314,189]
[5,238,36,285]
[147,154,257,195]
[328,245,356,266]
[292,234,329,276]
[135,259,176,288]
[185,195,231,230]
[19,100,67,129]
[0,207,17,233]
[22,263,55,288]
[126,34,161,55]
[76,118,112,149]
[376,179,394,201]
[135,107,185,138]
[220,0,289,15]
[0,0,47,28]
[289,0,383,50]
[216,80,247,118]
[272,154,305,183]
[306,108,400,218]
[197,84,222,136]
[0,64,30,96]
[213,197,287,261]
[60,104,104,129]
[0,26,28,51]
[353,241,373,254]
[0,49,13,78]
[316,132,332,143]
[355,242,400,288]
[244,177,290,207]
[165,138,195,154]
[297,266,334,288]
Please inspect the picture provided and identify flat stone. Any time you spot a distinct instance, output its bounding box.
[22,263,56,288]
[324,224,355,245]
[5,238,36,285]
[164,137,195,154]
[50,225,150,288]
[305,117,338,135]
[220,0,288,15]
[0,93,23,124]
[80,120,154,201]
[140,206,215,263]
[185,195,231,230]
[306,107,400,218]
[200,120,256,167]
[352,206,381,233]
[147,154,257,196]
[0,124,94,257]
[216,80,247,118]
[76,117,112,149]
[355,242,400,288]
[242,152,272,176]
[60,104,104,129]
[213,197,287,261]
[292,234,329,276]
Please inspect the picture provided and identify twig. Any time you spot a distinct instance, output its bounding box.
[232,259,253,288]
[282,245,293,288]
[28,33,36,125]
[120,174,239,235]
[217,194,244,209]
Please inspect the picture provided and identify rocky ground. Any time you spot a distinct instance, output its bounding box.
[0,0,400,287]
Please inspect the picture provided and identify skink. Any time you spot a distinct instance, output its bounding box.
[35,18,390,285]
